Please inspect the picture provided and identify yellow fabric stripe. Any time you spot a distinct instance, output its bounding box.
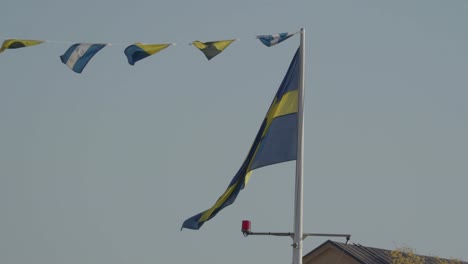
[244,171,253,186]
[134,43,170,55]
[192,41,207,49]
[199,168,253,222]
[199,181,239,222]
[272,90,298,118]
[211,40,235,51]
[262,90,298,137]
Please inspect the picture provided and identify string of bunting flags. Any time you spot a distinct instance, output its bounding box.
[0,31,298,74]
[2,29,304,233]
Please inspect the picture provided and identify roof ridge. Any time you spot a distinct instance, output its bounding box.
[328,240,366,264]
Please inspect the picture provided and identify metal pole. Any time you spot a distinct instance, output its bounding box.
[292,27,305,264]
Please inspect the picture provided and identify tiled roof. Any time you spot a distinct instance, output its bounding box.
[305,240,467,264]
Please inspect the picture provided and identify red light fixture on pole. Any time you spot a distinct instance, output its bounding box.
[241,220,251,235]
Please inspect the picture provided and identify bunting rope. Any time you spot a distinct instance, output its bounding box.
[0,31,297,74]
[0,36,173,46]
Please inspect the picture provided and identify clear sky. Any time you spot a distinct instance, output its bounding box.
[1,0,467,263]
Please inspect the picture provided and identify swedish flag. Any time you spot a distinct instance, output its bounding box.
[192,39,235,60]
[0,39,43,53]
[182,48,300,230]
[124,43,171,65]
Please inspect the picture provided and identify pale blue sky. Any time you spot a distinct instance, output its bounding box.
[1,1,467,263]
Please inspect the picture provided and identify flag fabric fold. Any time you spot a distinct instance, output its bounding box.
[60,43,106,73]
[191,39,235,60]
[182,48,300,230]
[0,39,44,53]
[124,43,171,65]
[257,32,296,47]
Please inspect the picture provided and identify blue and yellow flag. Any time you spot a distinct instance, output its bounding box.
[0,39,44,53]
[124,43,171,65]
[192,39,235,60]
[182,48,300,230]
[257,32,296,47]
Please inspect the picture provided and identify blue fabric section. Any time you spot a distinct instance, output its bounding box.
[60,43,79,64]
[274,48,300,98]
[124,45,149,65]
[72,44,106,73]
[258,32,294,47]
[259,38,272,47]
[181,212,202,230]
[250,114,298,171]
[8,41,26,49]
[199,45,222,60]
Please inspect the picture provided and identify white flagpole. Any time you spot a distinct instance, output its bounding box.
[245,28,348,261]
[292,27,305,264]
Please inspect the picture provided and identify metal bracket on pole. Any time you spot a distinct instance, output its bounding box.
[242,231,294,239]
[242,230,351,244]
[303,233,351,244]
